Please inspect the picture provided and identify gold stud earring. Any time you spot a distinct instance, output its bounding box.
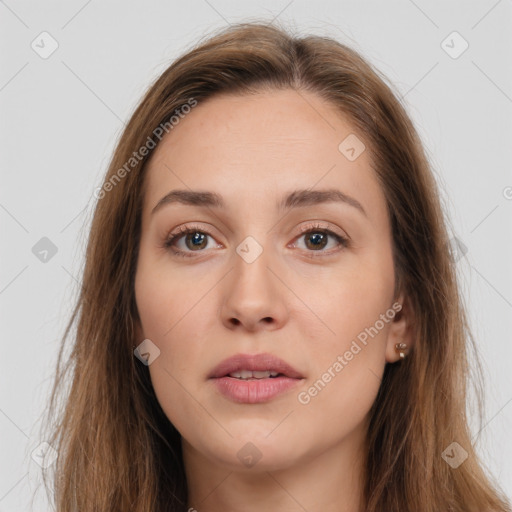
[395,342,408,360]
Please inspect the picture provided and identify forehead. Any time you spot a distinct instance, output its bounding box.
[142,89,385,221]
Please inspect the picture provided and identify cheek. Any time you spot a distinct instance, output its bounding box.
[295,354,382,449]
[135,313,198,440]
[298,256,394,408]
[134,260,213,432]
[303,257,394,347]
[135,267,204,378]
[294,280,393,439]
[148,361,208,443]
[135,253,208,340]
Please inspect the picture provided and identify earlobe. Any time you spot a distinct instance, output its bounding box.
[385,294,415,363]
[394,342,409,360]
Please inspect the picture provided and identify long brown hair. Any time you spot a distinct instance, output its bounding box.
[40,21,511,511]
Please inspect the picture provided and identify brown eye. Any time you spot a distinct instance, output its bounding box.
[183,231,208,250]
[294,227,349,256]
[304,231,329,250]
[164,226,219,258]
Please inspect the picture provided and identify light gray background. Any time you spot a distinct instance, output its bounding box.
[1,0,511,509]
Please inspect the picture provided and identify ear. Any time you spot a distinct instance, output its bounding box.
[385,292,415,363]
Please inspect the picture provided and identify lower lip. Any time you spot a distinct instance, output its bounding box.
[211,376,302,404]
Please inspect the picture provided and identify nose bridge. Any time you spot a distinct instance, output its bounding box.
[232,233,275,298]
[221,232,287,330]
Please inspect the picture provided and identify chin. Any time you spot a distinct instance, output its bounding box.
[194,432,304,473]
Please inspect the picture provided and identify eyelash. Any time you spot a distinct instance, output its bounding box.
[163,222,350,259]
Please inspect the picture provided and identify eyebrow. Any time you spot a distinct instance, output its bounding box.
[151,188,367,217]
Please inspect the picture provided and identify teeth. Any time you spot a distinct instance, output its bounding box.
[254,370,273,378]
[228,370,280,379]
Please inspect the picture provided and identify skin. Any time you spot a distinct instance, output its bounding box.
[134,88,415,512]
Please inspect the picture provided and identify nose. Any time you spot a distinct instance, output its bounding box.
[220,241,289,332]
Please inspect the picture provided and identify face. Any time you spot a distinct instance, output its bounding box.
[134,88,408,473]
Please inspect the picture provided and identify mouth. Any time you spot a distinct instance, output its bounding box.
[208,352,304,380]
[225,370,283,380]
[208,353,304,404]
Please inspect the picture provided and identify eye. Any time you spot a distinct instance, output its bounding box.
[163,222,349,259]
[291,222,349,257]
[163,224,220,258]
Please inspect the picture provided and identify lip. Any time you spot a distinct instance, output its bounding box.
[208,352,304,379]
[209,353,304,404]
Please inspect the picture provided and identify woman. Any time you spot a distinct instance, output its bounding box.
[40,21,511,512]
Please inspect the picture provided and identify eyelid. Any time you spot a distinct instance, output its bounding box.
[166,222,218,240]
[294,221,349,241]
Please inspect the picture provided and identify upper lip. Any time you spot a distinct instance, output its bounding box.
[209,353,304,379]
